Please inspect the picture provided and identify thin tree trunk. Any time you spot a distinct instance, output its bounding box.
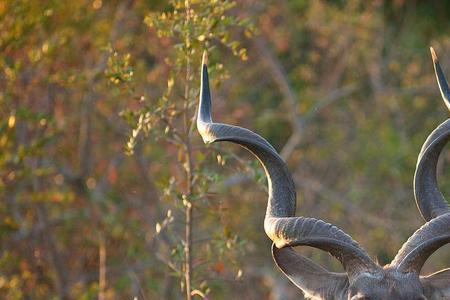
[183,1,193,299]
[98,234,106,300]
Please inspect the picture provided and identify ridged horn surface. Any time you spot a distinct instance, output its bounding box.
[197,52,378,277]
[392,213,450,273]
[414,47,450,221]
[391,47,450,273]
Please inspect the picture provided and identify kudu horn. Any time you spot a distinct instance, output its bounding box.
[197,51,378,278]
[196,49,450,299]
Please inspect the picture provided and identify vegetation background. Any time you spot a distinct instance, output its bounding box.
[2,0,450,299]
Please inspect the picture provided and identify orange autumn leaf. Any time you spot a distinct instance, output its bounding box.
[213,261,225,273]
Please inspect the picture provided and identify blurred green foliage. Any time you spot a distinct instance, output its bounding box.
[1,0,450,299]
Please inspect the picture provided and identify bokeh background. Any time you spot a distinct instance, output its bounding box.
[2,0,450,299]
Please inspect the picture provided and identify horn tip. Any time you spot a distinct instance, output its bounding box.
[202,50,208,66]
[430,47,438,63]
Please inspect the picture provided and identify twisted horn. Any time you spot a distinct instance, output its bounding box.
[197,52,379,277]
[391,47,450,273]
[392,213,450,273]
[431,47,450,110]
[413,47,450,222]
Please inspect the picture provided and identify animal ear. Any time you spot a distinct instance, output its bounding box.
[272,245,349,299]
[421,268,450,299]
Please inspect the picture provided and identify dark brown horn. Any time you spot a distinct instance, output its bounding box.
[197,51,379,278]
[413,47,450,222]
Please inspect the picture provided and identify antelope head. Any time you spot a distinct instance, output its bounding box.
[196,49,450,300]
